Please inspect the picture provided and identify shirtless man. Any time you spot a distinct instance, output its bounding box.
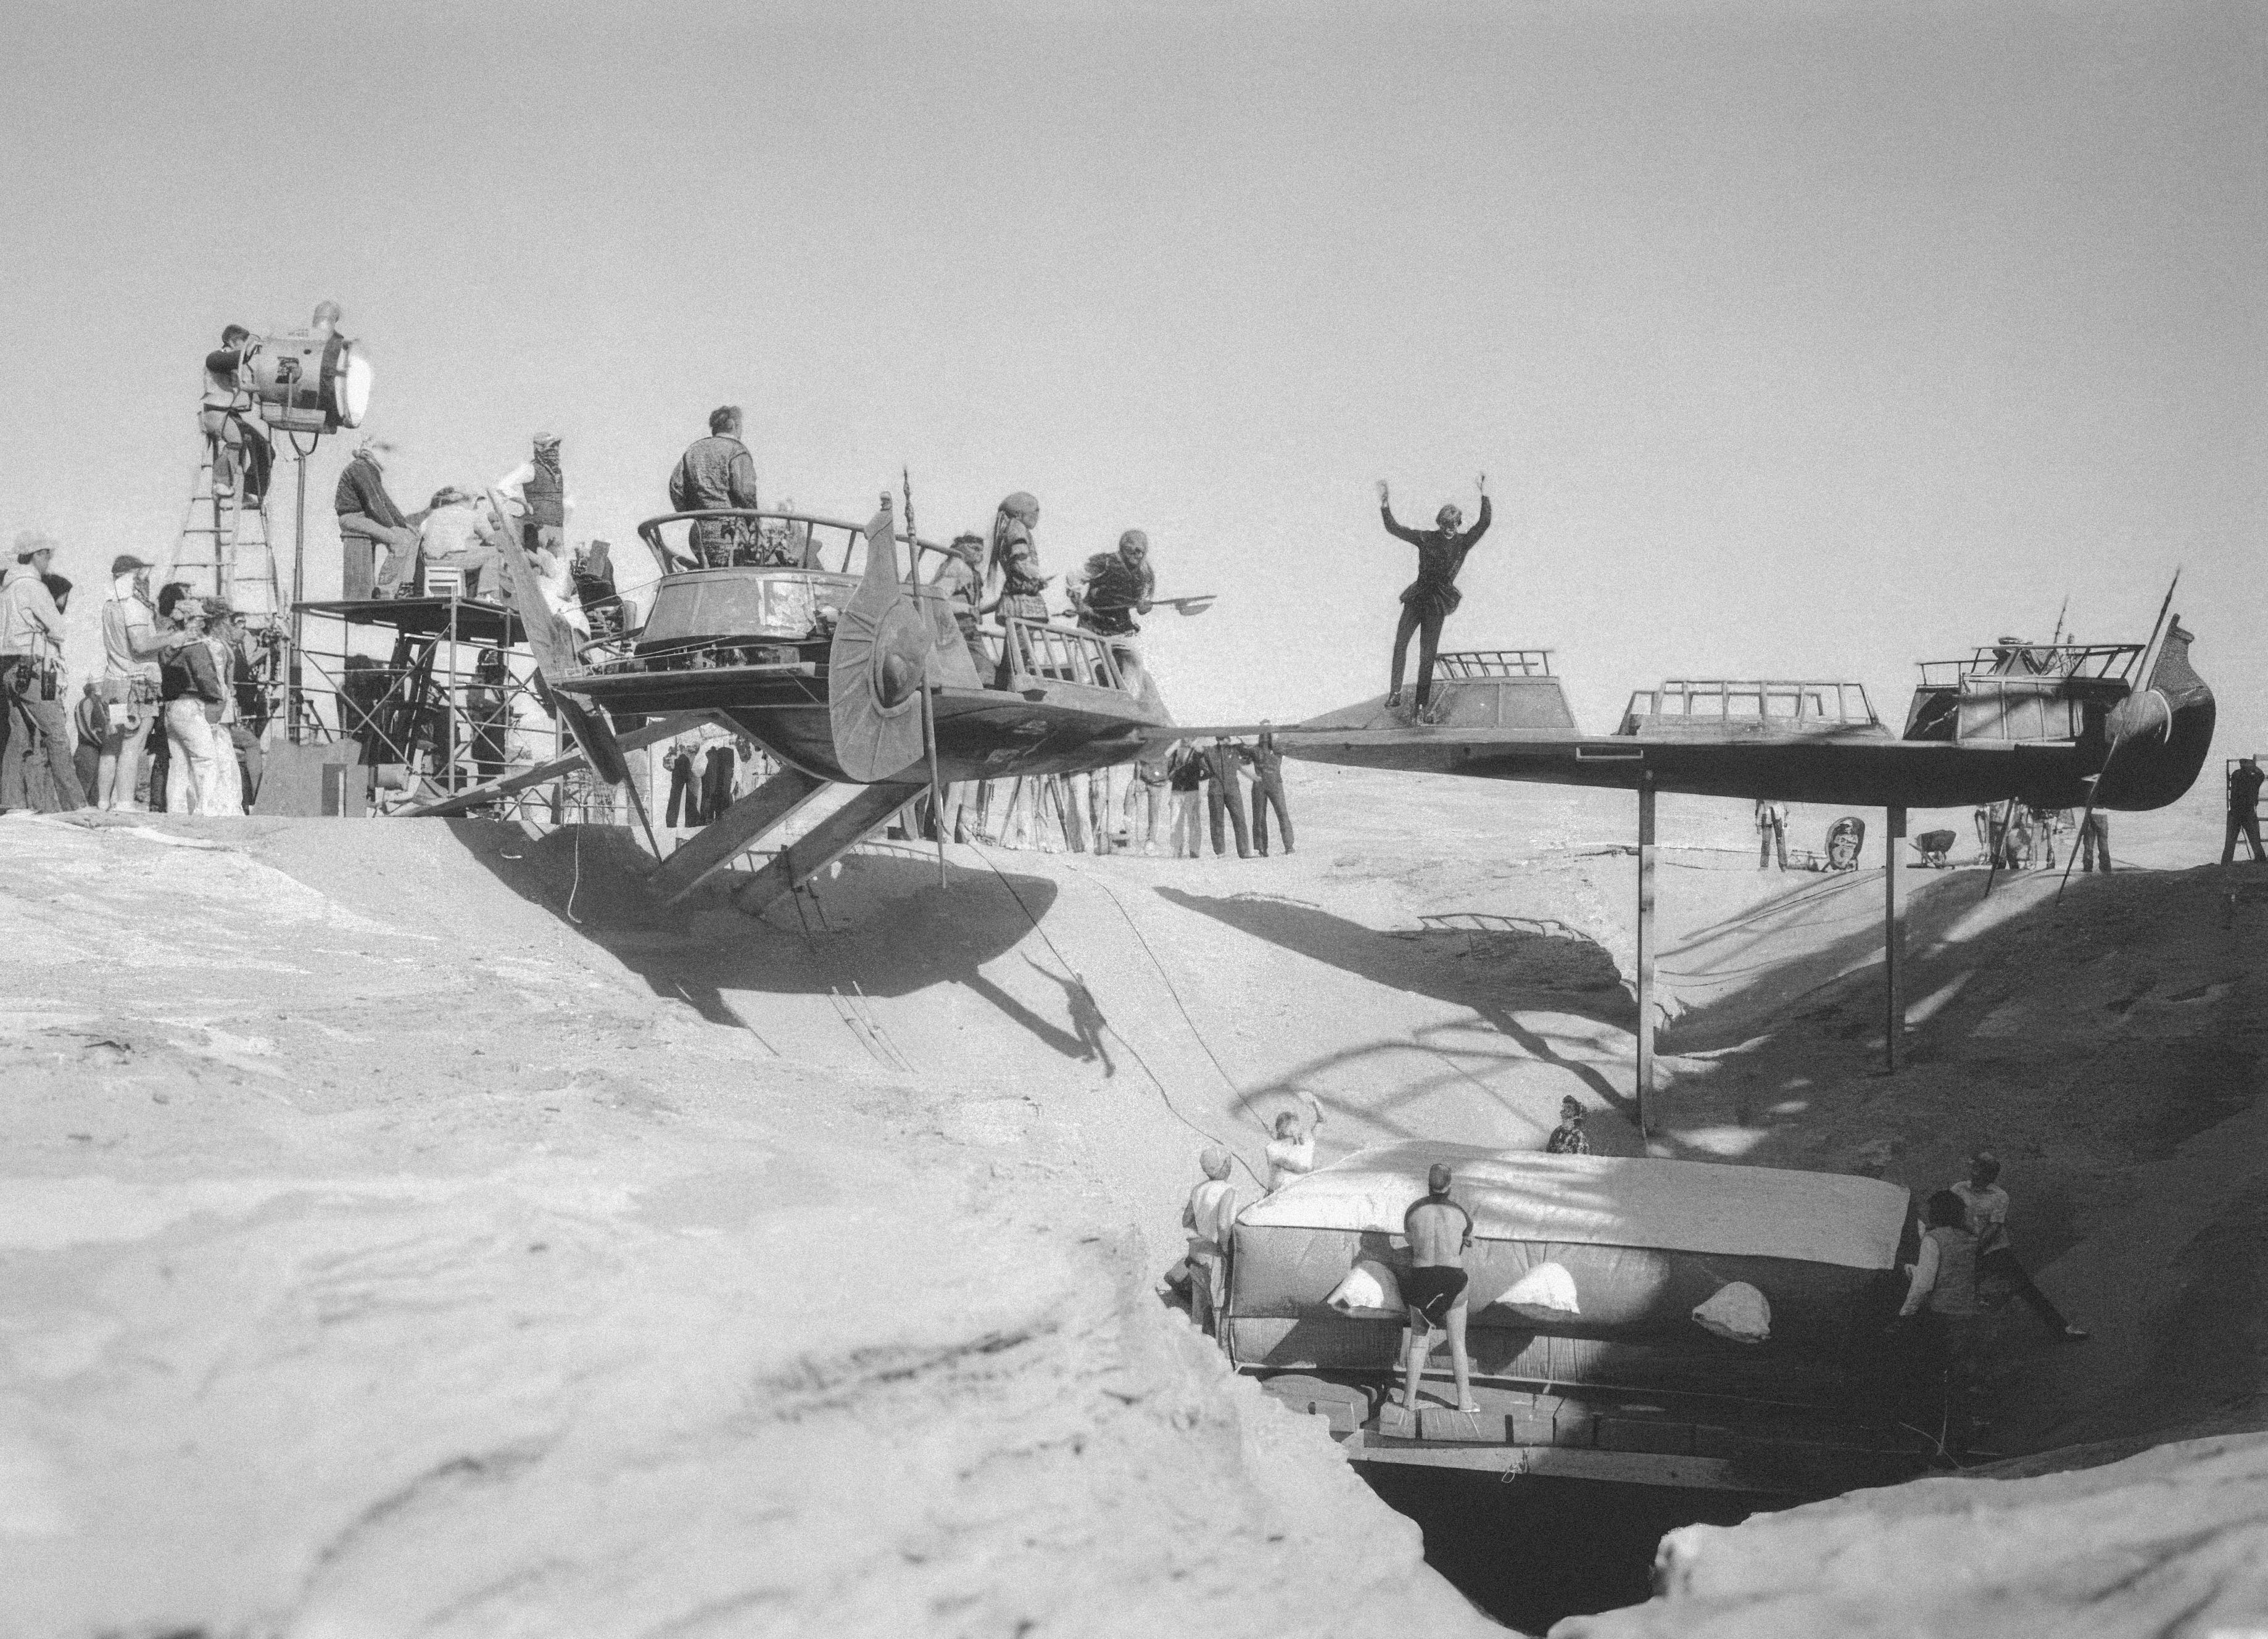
[1400,1162,1480,1414]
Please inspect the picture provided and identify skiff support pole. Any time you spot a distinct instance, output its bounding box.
[1636,773,1657,1137]
[1885,804,1906,1072]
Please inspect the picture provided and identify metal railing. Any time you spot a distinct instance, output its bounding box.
[635,509,956,579]
[1623,679,1878,726]
[1916,642,2143,688]
[1434,650,1555,678]
[1005,616,1128,692]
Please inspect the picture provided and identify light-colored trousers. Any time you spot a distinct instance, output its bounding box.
[1170,790,1203,857]
[163,700,221,815]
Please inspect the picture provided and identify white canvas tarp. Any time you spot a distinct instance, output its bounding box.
[1237,1141,1908,1271]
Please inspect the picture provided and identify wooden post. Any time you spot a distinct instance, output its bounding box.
[1885,804,1906,1071]
[1636,774,1657,1135]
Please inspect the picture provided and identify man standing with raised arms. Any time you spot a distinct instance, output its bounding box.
[1399,1162,1480,1416]
[1377,473,1491,722]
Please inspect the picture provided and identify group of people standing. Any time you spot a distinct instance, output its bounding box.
[0,535,265,816]
[1132,731,1294,860]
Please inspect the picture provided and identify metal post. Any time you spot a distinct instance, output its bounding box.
[1636,774,1657,1136]
[1885,804,1906,1071]
[446,597,458,792]
[289,455,308,742]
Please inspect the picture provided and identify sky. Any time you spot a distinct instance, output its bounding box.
[2,0,2262,754]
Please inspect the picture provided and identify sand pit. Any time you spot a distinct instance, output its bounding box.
[2,765,2260,1636]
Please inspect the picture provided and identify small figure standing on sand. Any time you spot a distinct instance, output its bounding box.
[1755,799,1789,871]
[1544,1095,1591,1155]
[1162,1145,1242,1333]
[1376,473,1492,722]
[1264,1091,1325,1191]
[1399,1162,1480,1414]
[2224,756,2265,865]
[1954,1151,2088,1342]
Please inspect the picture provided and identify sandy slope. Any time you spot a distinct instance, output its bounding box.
[0,810,1482,1638]
[2,760,2260,1637]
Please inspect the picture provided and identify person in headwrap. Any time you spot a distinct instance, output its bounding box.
[983,492,1051,624]
[1162,1143,1243,1332]
[1376,473,1492,721]
[931,531,993,681]
[335,439,418,601]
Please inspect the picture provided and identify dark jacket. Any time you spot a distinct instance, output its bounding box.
[334,455,409,531]
[1381,495,1492,618]
[159,637,225,706]
[1200,742,1246,785]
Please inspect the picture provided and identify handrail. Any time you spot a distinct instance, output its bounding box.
[634,508,957,579]
[1914,642,2143,687]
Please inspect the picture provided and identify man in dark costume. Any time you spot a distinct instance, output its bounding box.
[1376,473,1491,721]
[1071,528,1155,695]
[1247,723,1293,856]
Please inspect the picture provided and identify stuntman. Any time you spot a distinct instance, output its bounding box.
[1070,530,1155,637]
[1070,529,1154,694]
[1377,473,1491,721]
[1399,1163,1480,1416]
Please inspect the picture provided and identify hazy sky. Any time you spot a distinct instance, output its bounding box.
[4,0,2261,749]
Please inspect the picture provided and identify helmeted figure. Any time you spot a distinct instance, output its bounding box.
[1072,530,1156,638]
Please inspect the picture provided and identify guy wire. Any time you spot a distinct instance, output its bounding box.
[965,838,1267,1187]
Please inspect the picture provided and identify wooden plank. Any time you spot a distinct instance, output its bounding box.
[647,766,830,904]
[730,781,926,918]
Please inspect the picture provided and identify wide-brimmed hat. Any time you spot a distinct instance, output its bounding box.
[14,530,57,562]
[111,553,153,576]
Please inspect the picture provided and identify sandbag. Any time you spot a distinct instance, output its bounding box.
[1692,1280,1771,1343]
[1326,1258,1404,1319]
[1497,1261,1581,1319]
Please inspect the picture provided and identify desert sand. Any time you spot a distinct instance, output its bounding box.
[2,763,2261,1636]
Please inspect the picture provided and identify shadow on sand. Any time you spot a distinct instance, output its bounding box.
[436,821,1112,1066]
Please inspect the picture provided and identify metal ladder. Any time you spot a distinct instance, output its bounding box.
[165,428,282,626]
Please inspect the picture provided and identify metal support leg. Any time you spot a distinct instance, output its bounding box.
[648,767,831,904]
[1886,803,1906,1071]
[732,782,927,919]
[1636,775,1657,1136]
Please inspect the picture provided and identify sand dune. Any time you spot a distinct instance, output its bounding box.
[1,763,2258,1636]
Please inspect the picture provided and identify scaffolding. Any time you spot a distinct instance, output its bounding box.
[289,595,623,822]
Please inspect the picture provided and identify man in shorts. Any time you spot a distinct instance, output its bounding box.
[1399,1162,1480,1414]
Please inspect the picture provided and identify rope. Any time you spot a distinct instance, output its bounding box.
[965,839,1266,1185]
[1077,864,1269,1135]
[565,825,585,924]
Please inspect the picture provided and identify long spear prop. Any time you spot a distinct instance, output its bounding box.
[905,465,947,888]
